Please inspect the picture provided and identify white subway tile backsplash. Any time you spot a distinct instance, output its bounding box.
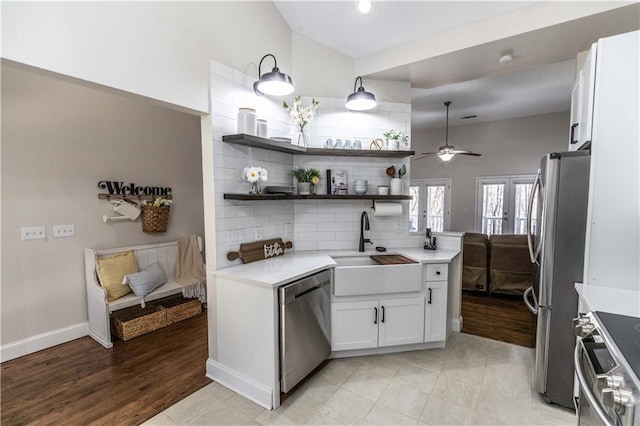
[295,213,336,223]
[209,60,413,259]
[294,241,318,252]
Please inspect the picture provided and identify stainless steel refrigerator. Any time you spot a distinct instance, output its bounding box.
[523,151,590,409]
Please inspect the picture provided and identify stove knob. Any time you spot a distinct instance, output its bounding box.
[601,387,633,414]
[596,373,626,390]
[573,316,595,337]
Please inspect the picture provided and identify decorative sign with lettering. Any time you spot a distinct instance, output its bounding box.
[264,241,284,259]
[226,238,293,264]
[98,181,172,198]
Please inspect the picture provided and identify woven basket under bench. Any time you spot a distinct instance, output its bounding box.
[154,296,202,325]
[111,296,202,341]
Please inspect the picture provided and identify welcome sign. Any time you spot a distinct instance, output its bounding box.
[98,181,172,197]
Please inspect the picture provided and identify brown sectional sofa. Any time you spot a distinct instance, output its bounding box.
[462,232,534,295]
[462,233,489,292]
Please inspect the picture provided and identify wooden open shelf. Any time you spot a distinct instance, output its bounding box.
[223,193,412,201]
[222,134,415,158]
[222,134,306,154]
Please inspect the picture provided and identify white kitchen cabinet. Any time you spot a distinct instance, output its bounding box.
[568,43,597,151]
[568,80,581,149]
[583,30,639,291]
[424,280,447,342]
[378,298,425,347]
[331,297,425,351]
[331,300,378,351]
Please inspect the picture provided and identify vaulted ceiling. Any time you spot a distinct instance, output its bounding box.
[275,1,640,128]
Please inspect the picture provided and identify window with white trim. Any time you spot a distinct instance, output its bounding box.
[409,178,451,233]
[475,175,537,235]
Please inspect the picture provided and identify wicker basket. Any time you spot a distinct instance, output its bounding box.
[159,296,202,325]
[141,205,170,233]
[111,305,167,341]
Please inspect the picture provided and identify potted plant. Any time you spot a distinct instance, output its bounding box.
[292,167,320,195]
[383,129,409,150]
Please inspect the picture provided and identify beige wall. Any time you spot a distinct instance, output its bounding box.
[411,111,570,231]
[1,64,204,345]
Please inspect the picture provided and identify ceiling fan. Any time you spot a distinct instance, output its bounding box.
[415,101,482,162]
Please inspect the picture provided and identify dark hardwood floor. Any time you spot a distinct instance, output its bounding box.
[461,291,537,347]
[1,310,210,426]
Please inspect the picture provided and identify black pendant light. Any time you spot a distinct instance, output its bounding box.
[345,76,377,111]
[253,54,295,97]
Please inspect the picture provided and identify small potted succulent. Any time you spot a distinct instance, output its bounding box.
[383,129,409,150]
[292,167,320,195]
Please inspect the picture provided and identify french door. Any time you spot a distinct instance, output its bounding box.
[475,175,537,235]
[409,179,451,233]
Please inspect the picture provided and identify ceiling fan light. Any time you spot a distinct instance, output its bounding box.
[438,152,455,162]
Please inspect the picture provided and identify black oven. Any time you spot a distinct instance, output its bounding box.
[574,312,640,426]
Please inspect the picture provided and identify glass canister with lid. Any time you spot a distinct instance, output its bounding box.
[237,108,257,135]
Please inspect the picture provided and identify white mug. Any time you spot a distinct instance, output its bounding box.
[324,138,335,148]
[354,139,362,149]
[344,139,353,149]
[335,139,344,149]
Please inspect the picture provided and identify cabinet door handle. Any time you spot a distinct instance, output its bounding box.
[374,307,378,324]
[428,288,432,304]
[436,270,441,275]
[381,306,385,323]
[570,123,579,144]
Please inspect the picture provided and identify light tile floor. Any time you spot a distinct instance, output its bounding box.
[143,333,576,425]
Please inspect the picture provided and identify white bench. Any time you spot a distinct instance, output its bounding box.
[84,237,202,349]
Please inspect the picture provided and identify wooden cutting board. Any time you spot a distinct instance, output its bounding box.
[227,238,293,263]
[370,254,419,265]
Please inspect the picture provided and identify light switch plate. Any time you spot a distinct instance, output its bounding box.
[21,226,46,240]
[53,224,75,238]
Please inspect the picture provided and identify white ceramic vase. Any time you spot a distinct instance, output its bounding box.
[389,178,402,195]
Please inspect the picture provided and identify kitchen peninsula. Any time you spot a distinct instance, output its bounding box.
[209,247,461,410]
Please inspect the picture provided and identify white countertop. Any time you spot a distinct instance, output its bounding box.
[575,283,640,317]
[214,248,460,288]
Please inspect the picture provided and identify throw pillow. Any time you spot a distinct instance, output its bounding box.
[123,262,167,298]
[96,250,137,302]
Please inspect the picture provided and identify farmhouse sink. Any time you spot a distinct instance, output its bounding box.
[331,255,423,296]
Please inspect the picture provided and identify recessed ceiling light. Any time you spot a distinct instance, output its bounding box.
[357,0,374,14]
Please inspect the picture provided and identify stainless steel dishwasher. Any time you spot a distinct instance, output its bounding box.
[279,269,331,393]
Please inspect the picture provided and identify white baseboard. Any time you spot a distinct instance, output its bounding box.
[452,316,463,332]
[1,322,89,363]
[206,358,274,409]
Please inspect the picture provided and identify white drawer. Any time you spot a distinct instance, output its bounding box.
[425,263,448,282]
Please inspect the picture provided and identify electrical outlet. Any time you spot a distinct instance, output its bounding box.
[53,224,75,238]
[21,226,46,240]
